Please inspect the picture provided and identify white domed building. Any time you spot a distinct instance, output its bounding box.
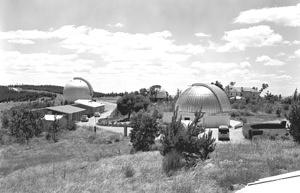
[176,83,231,128]
[63,77,94,102]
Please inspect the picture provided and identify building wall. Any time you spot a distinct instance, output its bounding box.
[46,110,85,122]
[69,111,86,122]
[178,111,230,128]
[73,104,105,116]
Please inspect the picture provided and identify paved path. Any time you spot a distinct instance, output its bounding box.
[76,100,116,128]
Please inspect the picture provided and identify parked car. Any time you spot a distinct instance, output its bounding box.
[81,115,89,122]
[94,112,101,117]
[218,125,230,141]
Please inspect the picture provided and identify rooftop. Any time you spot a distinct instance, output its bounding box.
[74,99,105,108]
[46,105,86,114]
[176,83,231,114]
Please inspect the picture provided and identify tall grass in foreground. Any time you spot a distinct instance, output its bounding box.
[1,139,300,193]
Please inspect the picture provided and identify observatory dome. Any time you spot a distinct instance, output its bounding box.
[63,77,93,102]
[176,83,231,115]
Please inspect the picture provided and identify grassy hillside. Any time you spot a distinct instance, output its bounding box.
[0,126,130,177]
[0,86,56,103]
[10,85,64,94]
[9,84,123,98]
[1,137,300,193]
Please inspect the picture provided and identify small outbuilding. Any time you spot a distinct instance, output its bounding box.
[175,83,231,128]
[45,105,86,122]
[73,99,105,116]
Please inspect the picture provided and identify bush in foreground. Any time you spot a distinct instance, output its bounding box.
[160,108,216,174]
[130,110,161,152]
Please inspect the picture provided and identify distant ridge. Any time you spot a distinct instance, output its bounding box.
[5,84,124,99]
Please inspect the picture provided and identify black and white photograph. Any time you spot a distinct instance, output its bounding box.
[0,0,299,192]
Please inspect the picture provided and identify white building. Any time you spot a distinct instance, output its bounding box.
[74,99,105,116]
[226,86,260,99]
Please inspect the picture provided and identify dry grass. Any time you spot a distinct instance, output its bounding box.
[0,126,130,177]
[1,133,300,193]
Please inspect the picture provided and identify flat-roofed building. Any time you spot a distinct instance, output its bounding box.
[74,99,105,116]
[45,105,86,122]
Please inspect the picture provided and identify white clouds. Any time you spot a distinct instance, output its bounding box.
[234,3,300,27]
[295,49,300,57]
[194,32,211,38]
[107,23,124,28]
[7,39,35,45]
[0,26,206,67]
[0,26,209,93]
[240,61,251,68]
[293,40,300,45]
[0,50,95,75]
[55,26,205,65]
[256,55,285,66]
[217,25,282,52]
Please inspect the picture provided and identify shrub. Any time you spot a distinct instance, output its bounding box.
[288,104,300,143]
[232,103,239,109]
[283,104,289,111]
[117,93,150,119]
[250,105,259,113]
[276,108,281,117]
[162,150,183,175]
[121,164,135,178]
[265,104,273,114]
[1,108,44,143]
[239,117,247,124]
[129,110,160,152]
[230,111,240,118]
[160,108,216,172]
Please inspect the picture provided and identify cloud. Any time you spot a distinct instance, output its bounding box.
[185,61,286,89]
[0,50,95,75]
[7,39,35,45]
[259,73,292,80]
[194,32,211,38]
[217,25,282,52]
[55,26,205,65]
[240,61,251,68]
[256,55,285,66]
[0,26,207,67]
[234,3,300,27]
[189,61,252,83]
[293,40,300,45]
[295,49,300,57]
[107,23,124,28]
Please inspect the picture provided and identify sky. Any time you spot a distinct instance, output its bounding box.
[0,0,299,96]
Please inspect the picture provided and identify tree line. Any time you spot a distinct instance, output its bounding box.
[0,86,56,103]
